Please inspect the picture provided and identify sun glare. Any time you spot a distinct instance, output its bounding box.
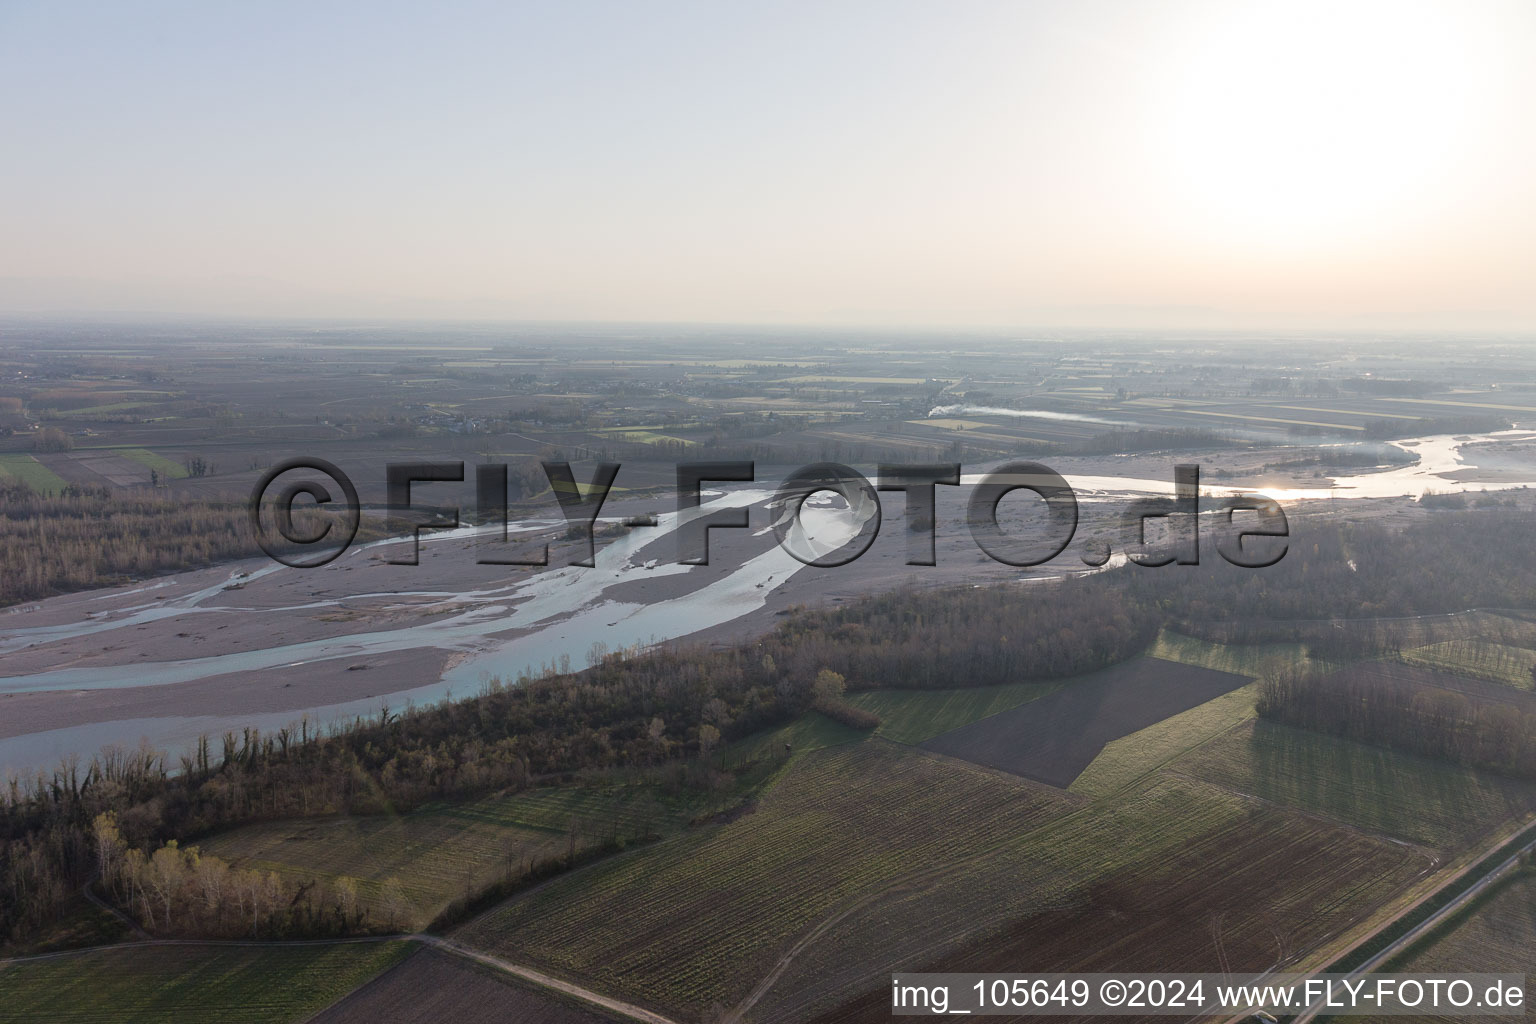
[1157,1,1488,247]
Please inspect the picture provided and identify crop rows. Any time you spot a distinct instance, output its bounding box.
[784,774,1428,1023]
[0,941,410,1023]
[203,783,701,928]
[454,741,1075,1015]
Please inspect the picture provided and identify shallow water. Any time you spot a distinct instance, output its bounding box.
[960,430,1536,501]
[0,488,812,771]
[1,429,1532,774]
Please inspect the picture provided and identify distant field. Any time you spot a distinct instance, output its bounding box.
[202,783,721,929]
[0,454,68,494]
[45,452,154,489]
[117,447,189,480]
[591,429,697,447]
[1177,409,1365,431]
[1179,719,1536,850]
[0,941,410,1023]
[311,948,620,1024]
[50,401,158,418]
[781,375,936,384]
[912,418,996,430]
[1069,683,1259,798]
[455,741,1072,1017]
[922,657,1251,787]
[812,429,951,452]
[1378,396,1536,414]
[847,680,1061,745]
[1397,638,1536,690]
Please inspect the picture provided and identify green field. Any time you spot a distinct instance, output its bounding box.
[781,375,936,384]
[1178,720,1536,850]
[720,709,870,765]
[0,941,410,1023]
[452,729,1427,1021]
[116,447,189,480]
[592,429,697,447]
[1069,683,1259,797]
[745,771,1425,1023]
[455,741,1072,1015]
[0,454,68,494]
[1397,638,1536,690]
[201,782,735,929]
[51,401,159,418]
[447,670,1461,1020]
[846,680,1061,745]
[1150,629,1315,677]
[447,676,1503,1021]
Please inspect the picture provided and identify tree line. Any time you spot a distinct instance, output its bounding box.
[0,480,378,608]
[0,576,1147,947]
[1257,667,1536,779]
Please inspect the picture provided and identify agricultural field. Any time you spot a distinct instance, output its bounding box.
[433,660,1457,1020]
[1068,683,1259,797]
[1176,720,1536,851]
[311,948,622,1024]
[446,674,1510,1022]
[201,781,734,930]
[912,417,995,430]
[0,454,67,494]
[50,401,160,418]
[1325,869,1536,1024]
[453,741,1075,1018]
[0,941,410,1024]
[780,375,938,385]
[921,657,1251,787]
[1176,408,1366,431]
[778,772,1428,1023]
[591,428,697,447]
[33,450,168,489]
[719,710,869,765]
[1149,629,1317,677]
[846,679,1062,745]
[116,447,189,480]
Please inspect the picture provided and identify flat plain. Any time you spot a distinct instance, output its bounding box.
[0,941,411,1024]
[454,740,1074,1017]
[201,782,718,929]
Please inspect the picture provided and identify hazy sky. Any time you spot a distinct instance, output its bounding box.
[2,0,1533,328]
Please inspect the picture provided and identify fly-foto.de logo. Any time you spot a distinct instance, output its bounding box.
[249,459,1288,571]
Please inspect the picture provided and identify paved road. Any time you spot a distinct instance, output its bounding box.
[419,936,682,1024]
[1283,824,1535,1023]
